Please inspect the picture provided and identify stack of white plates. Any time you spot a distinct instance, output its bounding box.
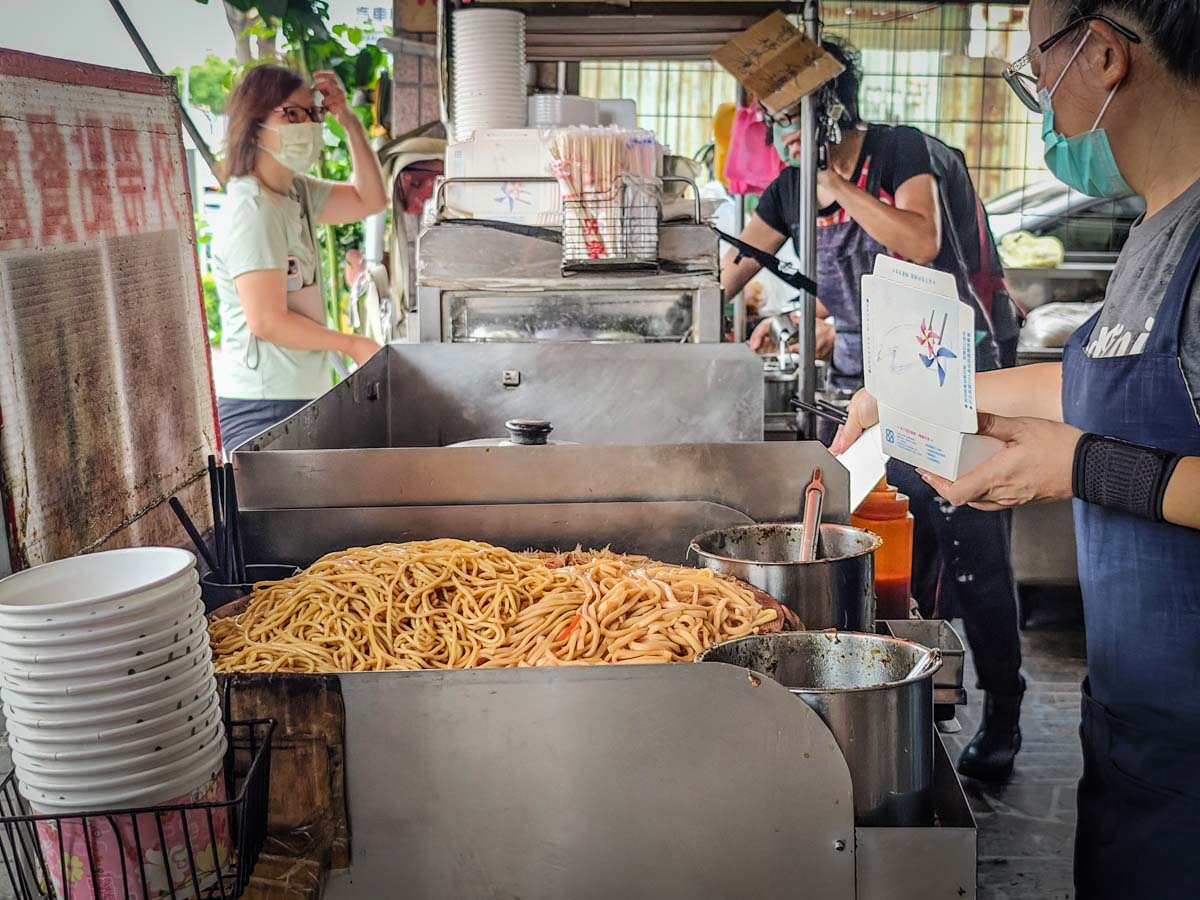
[0,548,229,898]
[452,8,527,142]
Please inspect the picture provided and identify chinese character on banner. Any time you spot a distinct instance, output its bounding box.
[356,6,369,19]
[374,7,387,21]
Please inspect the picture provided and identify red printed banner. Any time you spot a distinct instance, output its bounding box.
[0,50,217,570]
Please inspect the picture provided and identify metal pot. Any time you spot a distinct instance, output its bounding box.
[698,631,940,826]
[689,523,881,631]
[763,366,799,414]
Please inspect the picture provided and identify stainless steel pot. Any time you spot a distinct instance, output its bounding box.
[698,631,940,826]
[689,524,881,631]
[763,367,799,414]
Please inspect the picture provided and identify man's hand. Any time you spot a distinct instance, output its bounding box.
[918,414,1082,511]
[749,316,780,352]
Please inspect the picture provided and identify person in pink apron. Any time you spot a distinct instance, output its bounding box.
[723,38,1025,784]
[834,2,1200,893]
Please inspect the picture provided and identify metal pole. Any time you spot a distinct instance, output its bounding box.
[106,0,224,186]
[795,0,821,439]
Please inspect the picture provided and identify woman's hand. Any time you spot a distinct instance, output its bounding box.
[344,334,382,366]
[918,413,1082,511]
[313,70,354,126]
[829,389,879,455]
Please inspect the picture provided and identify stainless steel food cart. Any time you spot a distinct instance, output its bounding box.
[229,345,977,899]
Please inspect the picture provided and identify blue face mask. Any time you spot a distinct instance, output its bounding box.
[772,122,804,167]
[1040,32,1132,199]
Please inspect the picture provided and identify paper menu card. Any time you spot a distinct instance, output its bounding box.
[861,255,1002,480]
[839,424,890,512]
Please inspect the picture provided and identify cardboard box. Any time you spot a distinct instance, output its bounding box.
[862,256,1002,480]
[712,12,844,116]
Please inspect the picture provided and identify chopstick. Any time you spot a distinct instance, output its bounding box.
[208,455,224,578]
[168,497,219,574]
[224,462,246,584]
[792,398,848,425]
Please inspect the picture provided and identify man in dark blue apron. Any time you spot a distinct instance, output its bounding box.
[723,38,1026,783]
[834,1,1200,893]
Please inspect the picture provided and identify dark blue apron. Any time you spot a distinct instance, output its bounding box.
[1061,220,1200,899]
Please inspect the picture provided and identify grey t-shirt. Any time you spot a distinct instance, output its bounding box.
[1084,177,1200,415]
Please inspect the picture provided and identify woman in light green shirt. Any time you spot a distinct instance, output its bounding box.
[211,64,385,451]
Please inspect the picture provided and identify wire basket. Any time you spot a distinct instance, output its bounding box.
[0,719,275,900]
[561,175,661,273]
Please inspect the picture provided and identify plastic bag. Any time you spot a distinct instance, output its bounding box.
[998,230,1065,269]
[724,105,783,195]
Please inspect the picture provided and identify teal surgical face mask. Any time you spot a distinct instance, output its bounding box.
[773,122,803,167]
[1040,31,1132,199]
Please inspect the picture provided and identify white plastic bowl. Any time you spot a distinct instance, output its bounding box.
[0,548,195,618]
[0,623,208,681]
[6,688,218,749]
[2,656,215,714]
[0,591,203,650]
[0,643,207,698]
[7,692,220,755]
[1,656,213,712]
[3,667,215,730]
[18,735,226,813]
[12,716,223,778]
[11,707,223,787]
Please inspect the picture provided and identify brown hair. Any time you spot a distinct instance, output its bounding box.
[223,64,304,179]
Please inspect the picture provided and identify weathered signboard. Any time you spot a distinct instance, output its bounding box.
[0,49,217,572]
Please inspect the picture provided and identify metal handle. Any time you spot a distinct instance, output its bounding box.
[661,175,702,223]
[905,648,942,682]
[434,175,561,223]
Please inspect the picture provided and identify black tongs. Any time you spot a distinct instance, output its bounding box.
[710,226,818,296]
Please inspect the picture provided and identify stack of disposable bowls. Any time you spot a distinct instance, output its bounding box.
[452,8,527,141]
[0,548,229,899]
[528,94,600,128]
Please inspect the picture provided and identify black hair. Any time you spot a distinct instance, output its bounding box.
[1050,0,1200,83]
[822,36,863,126]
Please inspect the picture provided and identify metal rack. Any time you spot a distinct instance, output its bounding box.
[0,720,275,900]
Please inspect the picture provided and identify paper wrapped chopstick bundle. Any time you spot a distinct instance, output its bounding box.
[548,126,662,264]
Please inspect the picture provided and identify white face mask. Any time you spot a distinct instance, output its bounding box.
[262,121,324,173]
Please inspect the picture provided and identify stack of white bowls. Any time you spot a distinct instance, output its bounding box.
[528,94,600,128]
[452,8,527,141]
[0,548,228,897]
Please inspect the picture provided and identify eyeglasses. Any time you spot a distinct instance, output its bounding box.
[759,103,800,128]
[274,104,328,124]
[1003,15,1140,113]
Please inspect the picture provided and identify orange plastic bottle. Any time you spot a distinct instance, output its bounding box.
[851,478,914,620]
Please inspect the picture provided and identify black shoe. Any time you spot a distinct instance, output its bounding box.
[957,676,1025,783]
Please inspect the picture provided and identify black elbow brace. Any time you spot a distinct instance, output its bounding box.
[1072,433,1181,523]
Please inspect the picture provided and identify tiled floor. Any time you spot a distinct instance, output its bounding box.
[945,590,1088,900]
[0,593,1088,900]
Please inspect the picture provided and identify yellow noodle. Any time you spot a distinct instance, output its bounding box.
[210,539,779,673]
